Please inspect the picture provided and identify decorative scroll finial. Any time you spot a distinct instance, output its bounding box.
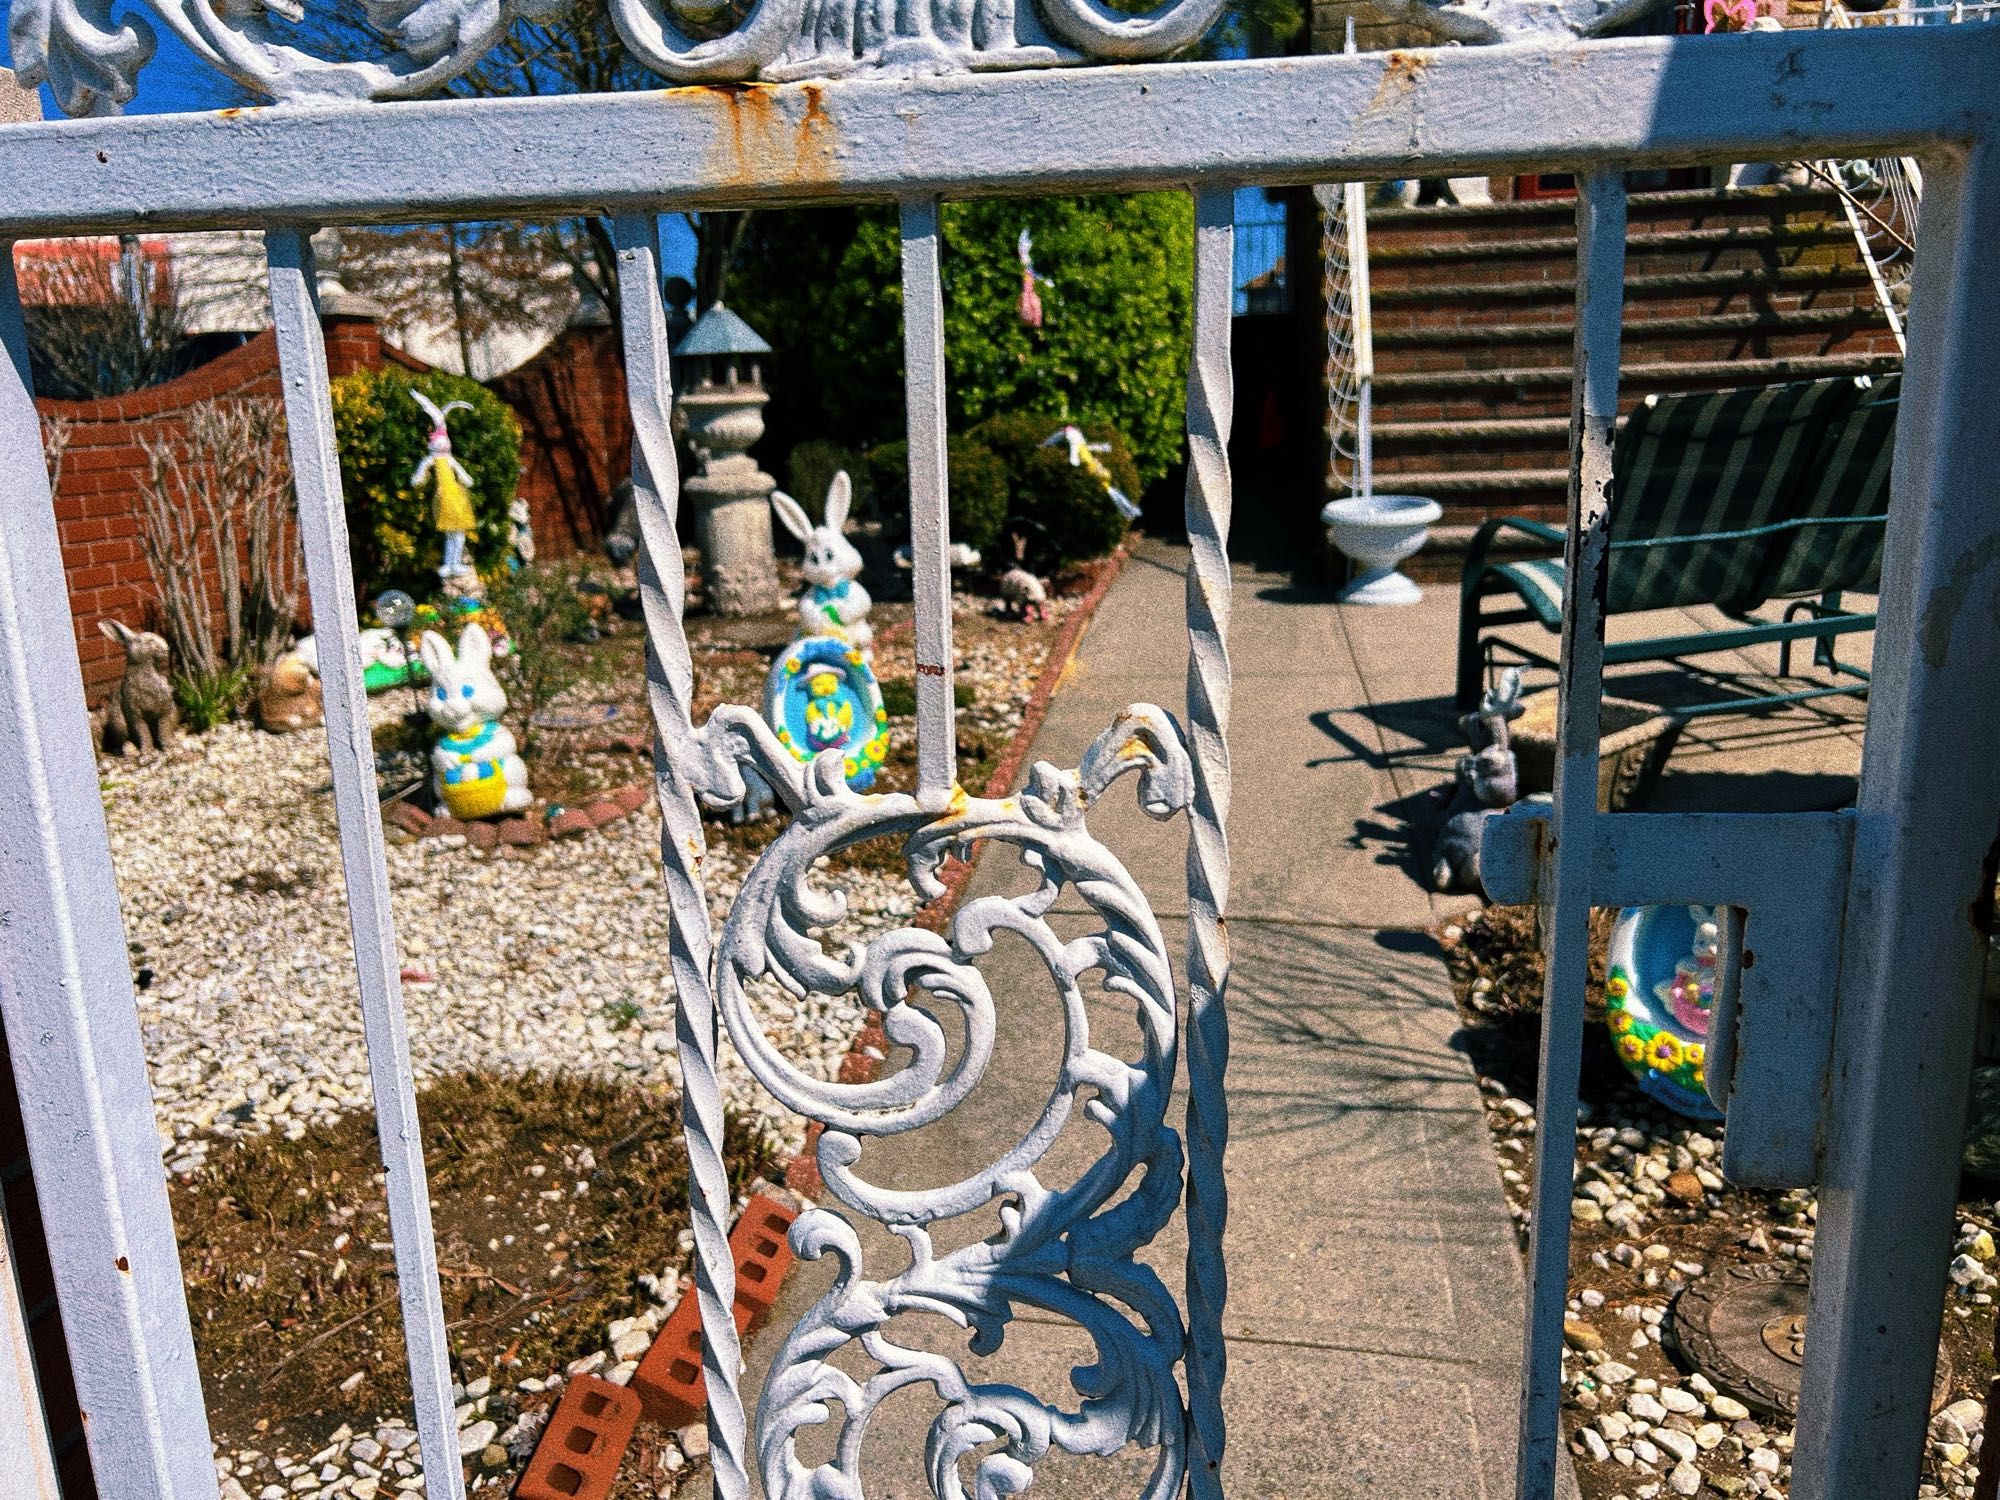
[1371,0,1670,42]
[11,0,1231,116]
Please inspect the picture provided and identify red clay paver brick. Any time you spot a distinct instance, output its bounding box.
[465,821,500,851]
[384,801,432,835]
[550,808,595,840]
[632,1196,799,1427]
[585,799,625,829]
[516,1375,640,1500]
[498,816,546,847]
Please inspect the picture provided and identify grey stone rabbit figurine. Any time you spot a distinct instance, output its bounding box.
[1430,667,1524,893]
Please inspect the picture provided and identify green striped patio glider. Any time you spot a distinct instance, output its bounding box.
[1455,374,1897,718]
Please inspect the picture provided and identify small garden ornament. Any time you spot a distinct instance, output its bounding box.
[1430,667,1524,892]
[1604,904,1725,1121]
[257,651,323,733]
[1016,229,1048,329]
[770,472,872,653]
[998,533,1050,622]
[1041,424,1142,521]
[419,622,532,819]
[409,390,477,580]
[98,619,175,754]
[762,636,890,792]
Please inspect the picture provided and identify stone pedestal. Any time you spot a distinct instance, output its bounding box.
[678,384,779,617]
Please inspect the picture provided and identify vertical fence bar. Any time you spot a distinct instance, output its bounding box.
[263,229,465,1500]
[900,197,957,805]
[0,245,219,1500]
[609,213,749,1500]
[1183,186,1235,1500]
[1515,169,1626,1500]
[1791,141,2000,1500]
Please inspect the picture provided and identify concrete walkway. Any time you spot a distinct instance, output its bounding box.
[739,536,1867,1495]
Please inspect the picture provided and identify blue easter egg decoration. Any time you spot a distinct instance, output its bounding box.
[1604,903,1726,1122]
[764,635,890,791]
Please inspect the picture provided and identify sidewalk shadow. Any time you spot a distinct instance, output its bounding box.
[1222,922,1484,1170]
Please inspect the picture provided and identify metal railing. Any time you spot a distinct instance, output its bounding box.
[0,16,1996,1500]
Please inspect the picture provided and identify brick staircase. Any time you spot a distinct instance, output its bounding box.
[1359,184,1903,527]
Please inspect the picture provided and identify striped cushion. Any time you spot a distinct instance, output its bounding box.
[1763,373,1897,599]
[1488,558,1569,629]
[1605,377,1863,614]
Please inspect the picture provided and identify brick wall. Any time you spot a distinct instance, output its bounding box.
[37,313,617,705]
[40,331,291,702]
[492,322,629,558]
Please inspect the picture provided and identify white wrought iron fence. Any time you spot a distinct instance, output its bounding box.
[0,13,1996,1500]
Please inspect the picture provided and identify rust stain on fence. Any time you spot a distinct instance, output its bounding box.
[682,80,842,193]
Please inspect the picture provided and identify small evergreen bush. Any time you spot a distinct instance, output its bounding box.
[330,367,522,598]
[970,414,1138,569]
[863,436,1010,558]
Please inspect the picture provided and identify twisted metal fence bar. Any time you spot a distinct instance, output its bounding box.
[1515,167,1627,1500]
[1182,185,1235,1500]
[1792,139,2000,1500]
[0,243,219,1500]
[608,212,750,1500]
[263,228,467,1500]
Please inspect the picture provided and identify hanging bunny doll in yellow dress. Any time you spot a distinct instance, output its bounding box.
[410,390,477,578]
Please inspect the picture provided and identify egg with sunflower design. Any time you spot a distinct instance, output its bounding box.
[1603,904,1725,1121]
[763,633,891,791]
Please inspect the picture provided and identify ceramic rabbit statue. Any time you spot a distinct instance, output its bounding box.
[771,472,872,653]
[420,623,531,819]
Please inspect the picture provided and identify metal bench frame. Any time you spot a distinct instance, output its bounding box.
[1457,511,1884,717]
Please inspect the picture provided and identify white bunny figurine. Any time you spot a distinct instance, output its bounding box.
[771,471,872,652]
[420,622,532,820]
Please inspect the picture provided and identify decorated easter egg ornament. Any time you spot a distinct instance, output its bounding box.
[1603,903,1725,1122]
[763,634,890,791]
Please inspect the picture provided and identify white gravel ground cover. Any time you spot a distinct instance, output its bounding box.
[105,705,919,1176]
[100,594,1075,1498]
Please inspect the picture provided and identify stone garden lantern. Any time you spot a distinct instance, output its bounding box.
[674,303,779,616]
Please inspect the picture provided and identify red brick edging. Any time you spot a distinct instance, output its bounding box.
[381,733,656,852]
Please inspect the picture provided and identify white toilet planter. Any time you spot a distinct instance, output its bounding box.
[1320,494,1444,605]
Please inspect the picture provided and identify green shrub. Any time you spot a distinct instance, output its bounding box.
[863,436,1010,557]
[730,194,1195,491]
[330,367,522,599]
[173,664,254,734]
[970,414,1138,569]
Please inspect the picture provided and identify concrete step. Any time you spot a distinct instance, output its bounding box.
[1374,352,1901,393]
[1369,220,1856,266]
[1373,416,1574,444]
[1377,468,1570,494]
[1373,306,1891,348]
[1366,184,1848,240]
[1372,264,1875,307]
